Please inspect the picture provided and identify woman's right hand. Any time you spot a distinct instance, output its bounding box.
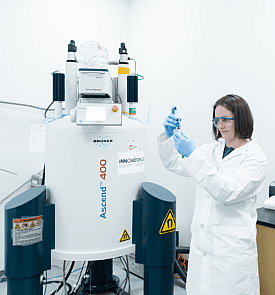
[163,106,178,138]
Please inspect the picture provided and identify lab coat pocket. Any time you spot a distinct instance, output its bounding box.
[212,226,250,263]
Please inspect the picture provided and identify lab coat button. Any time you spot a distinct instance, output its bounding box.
[203,253,206,257]
[206,194,209,199]
[200,224,204,229]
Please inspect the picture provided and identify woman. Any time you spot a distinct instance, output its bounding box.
[157,94,267,295]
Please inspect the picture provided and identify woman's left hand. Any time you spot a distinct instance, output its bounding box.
[173,131,196,157]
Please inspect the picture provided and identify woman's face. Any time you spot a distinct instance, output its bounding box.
[215,105,235,141]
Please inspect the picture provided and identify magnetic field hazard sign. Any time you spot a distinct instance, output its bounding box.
[159,209,176,234]
[13,215,43,246]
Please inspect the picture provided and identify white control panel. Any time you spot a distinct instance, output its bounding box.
[74,102,122,126]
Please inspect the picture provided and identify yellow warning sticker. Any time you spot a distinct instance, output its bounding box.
[14,224,21,229]
[159,209,176,234]
[119,229,131,243]
[30,222,36,228]
[118,67,130,75]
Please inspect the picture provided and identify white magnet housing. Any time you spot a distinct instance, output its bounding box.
[45,116,146,261]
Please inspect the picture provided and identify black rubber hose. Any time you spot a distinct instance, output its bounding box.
[50,261,75,295]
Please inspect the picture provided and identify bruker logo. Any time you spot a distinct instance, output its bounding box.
[93,136,113,147]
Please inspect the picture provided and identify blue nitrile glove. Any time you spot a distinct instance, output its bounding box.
[163,106,178,138]
[173,131,196,157]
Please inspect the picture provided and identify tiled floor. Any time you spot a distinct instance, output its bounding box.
[0,258,187,294]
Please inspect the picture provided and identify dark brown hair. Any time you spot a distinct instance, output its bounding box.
[212,94,254,140]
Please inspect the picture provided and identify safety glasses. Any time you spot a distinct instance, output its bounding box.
[212,116,234,128]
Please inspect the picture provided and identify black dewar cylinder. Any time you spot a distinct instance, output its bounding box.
[127,75,138,103]
[53,72,65,102]
[133,182,176,295]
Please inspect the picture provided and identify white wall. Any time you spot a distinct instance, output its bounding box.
[129,0,275,246]
[0,0,129,107]
[0,0,130,271]
[1,0,275,268]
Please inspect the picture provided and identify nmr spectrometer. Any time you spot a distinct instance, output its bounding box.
[5,41,179,295]
[45,41,145,294]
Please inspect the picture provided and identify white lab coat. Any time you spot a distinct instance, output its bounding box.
[157,133,267,295]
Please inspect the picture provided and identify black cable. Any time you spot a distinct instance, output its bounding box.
[42,164,45,186]
[118,256,130,295]
[50,261,75,295]
[63,261,68,295]
[44,101,54,118]
[0,100,53,111]
[43,271,47,295]
[75,261,92,295]
[119,256,127,271]
[42,280,73,293]
[119,257,127,288]
[72,261,86,293]
[126,255,131,294]
[122,256,130,294]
